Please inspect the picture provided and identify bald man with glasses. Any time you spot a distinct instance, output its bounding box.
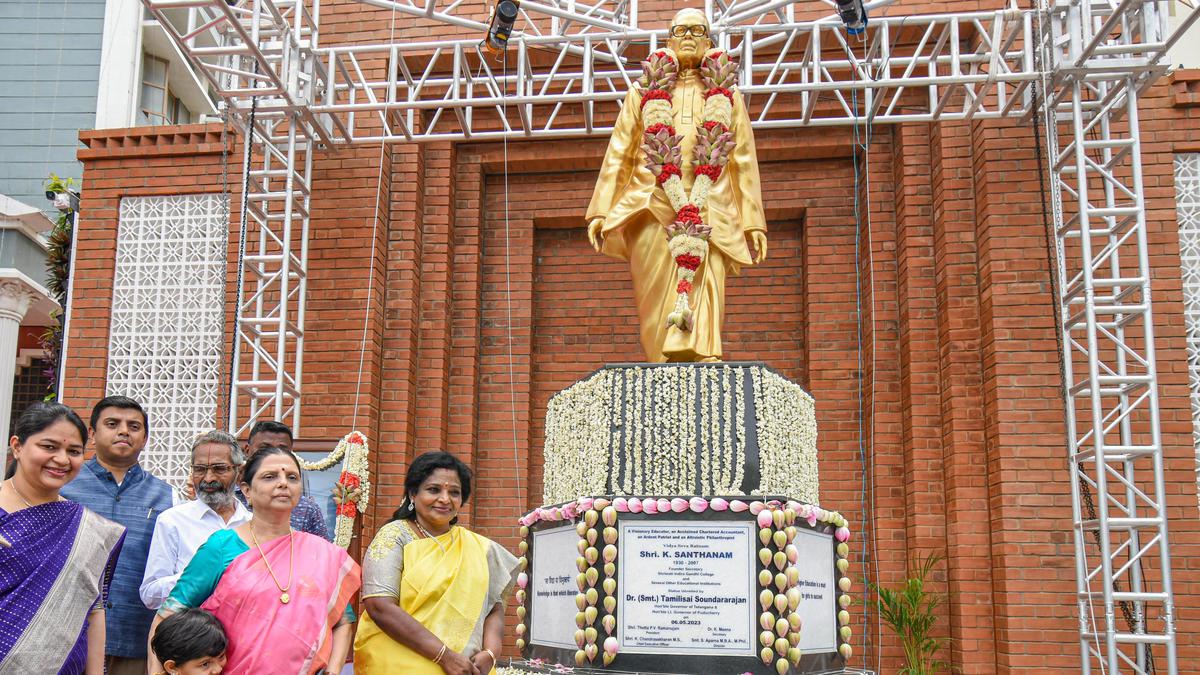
[587,7,768,363]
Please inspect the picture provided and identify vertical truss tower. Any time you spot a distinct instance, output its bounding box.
[142,0,1199,670]
[143,0,328,433]
[1040,0,1191,670]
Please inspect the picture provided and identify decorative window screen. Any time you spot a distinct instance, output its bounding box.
[1175,154,1200,506]
[107,195,227,488]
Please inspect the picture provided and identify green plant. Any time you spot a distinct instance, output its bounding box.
[40,173,78,400]
[870,552,949,675]
[44,173,76,196]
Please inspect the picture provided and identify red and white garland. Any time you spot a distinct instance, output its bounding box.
[639,48,739,331]
[297,430,371,548]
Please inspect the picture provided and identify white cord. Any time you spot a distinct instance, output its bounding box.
[350,3,399,429]
[501,48,525,509]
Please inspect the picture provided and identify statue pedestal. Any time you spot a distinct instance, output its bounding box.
[513,363,854,674]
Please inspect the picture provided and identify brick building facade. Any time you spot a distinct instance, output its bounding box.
[62,1,1200,671]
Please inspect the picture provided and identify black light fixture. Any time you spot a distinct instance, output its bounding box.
[835,0,868,35]
[486,0,521,53]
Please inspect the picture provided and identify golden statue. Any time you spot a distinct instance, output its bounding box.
[586,7,767,363]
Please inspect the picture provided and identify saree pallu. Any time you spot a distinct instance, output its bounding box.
[354,523,519,675]
[0,502,125,674]
[200,531,360,674]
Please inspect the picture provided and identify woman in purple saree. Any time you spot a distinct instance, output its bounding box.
[0,403,125,674]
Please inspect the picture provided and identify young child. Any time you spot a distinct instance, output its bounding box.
[150,608,228,674]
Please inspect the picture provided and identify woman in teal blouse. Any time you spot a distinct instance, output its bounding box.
[147,447,361,674]
[160,529,357,625]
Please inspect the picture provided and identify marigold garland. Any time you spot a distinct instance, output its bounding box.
[298,430,371,548]
[638,48,740,331]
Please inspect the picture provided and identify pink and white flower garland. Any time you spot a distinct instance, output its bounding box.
[639,48,739,331]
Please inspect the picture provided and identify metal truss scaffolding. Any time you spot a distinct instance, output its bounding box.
[141,0,1199,670]
[1039,0,1193,670]
[143,0,320,434]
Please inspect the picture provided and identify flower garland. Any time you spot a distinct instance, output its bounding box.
[752,369,819,503]
[542,365,818,503]
[544,371,612,501]
[639,48,739,331]
[297,431,371,548]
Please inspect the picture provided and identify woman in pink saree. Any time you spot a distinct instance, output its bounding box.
[147,446,361,674]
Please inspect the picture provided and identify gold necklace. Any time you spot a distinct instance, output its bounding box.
[6,479,36,508]
[414,519,455,554]
[250,524,294,604]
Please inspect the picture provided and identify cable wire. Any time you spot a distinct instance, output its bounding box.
[216,105,234,429]
[1029,20,1152,672]
[849,39,882,670]
[1030,3,1112,672]
[227,97,257,433]
[501,47,525,512]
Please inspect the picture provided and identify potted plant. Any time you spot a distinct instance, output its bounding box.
[870,552,950,674]
[40,173,78,400]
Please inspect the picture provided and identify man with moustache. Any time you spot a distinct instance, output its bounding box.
[586,7,768,362]
[139,430,251,609]
[61,396,176,675]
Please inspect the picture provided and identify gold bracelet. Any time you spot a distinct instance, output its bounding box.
[432,644,448,664]
[483,648,498,664]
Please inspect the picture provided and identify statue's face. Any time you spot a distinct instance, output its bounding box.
[668,10,711,64]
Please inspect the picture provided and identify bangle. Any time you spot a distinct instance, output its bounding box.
[432,644,447,664]
[483,648,498,664]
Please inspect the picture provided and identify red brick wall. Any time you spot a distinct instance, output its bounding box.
[66,5,1200,671]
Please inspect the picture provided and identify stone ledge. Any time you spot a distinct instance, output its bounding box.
[1169,69,1200,107]
[78,123,228,160]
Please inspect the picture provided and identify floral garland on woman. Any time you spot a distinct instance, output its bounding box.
[297,430,371,548]
[639,47,739,331]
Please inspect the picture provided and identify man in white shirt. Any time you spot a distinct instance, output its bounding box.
[140,430,251,609]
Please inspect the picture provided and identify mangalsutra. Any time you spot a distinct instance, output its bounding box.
[250,525,294,604]
[414,519,455,554]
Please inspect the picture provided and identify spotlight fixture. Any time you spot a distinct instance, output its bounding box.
[835,0,868,35]
[486,0,521,53]
[45,190,79,212]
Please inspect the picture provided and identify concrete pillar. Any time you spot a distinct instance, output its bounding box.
[0,279,35,462]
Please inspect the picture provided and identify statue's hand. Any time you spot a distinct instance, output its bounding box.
[749,230,768,264]
[587,217,606,253]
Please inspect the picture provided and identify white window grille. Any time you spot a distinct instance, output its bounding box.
[1175,154,1200,506]
[107,195,227,488]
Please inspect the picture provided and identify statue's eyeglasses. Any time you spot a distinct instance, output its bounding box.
[670,24,709,38]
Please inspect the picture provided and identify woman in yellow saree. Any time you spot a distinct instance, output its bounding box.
[354,452,518,675]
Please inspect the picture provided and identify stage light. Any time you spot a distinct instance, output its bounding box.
[835,0,868,35]
[486,0,521,53]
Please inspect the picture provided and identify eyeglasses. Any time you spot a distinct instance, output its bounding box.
[670,24,708,38]
[192,463,234,477]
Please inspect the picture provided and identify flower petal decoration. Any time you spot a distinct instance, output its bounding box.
[298,430,371,548]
